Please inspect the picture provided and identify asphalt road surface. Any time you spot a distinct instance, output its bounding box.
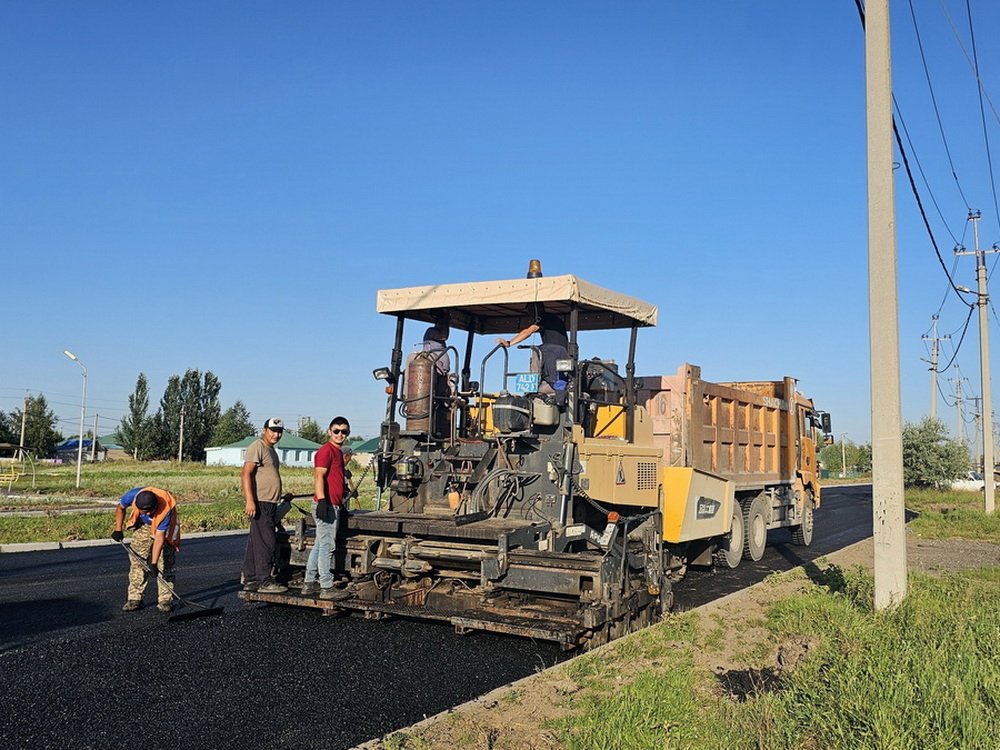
[0,485,871,749]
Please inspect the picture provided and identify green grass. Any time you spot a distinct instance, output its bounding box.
[0,460,381,544]
[546,565,1000,750]
[905,487,1000,541]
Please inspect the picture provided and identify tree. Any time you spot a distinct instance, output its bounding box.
[818,439,872,477]
[10,394,62,458]
[902,417,968,488]
[119,373,157,460]
[298,419,325,445]
[211,401,256,446]
[0,410,15,444]
[155,370,223,461]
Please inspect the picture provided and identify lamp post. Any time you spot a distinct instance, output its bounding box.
[63,350,87,489]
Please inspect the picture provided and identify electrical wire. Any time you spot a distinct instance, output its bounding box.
[934,303,976,374]
[964,0,1000,239]
[906,0,971,211]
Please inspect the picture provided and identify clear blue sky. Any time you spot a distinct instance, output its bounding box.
[3,1,999,448]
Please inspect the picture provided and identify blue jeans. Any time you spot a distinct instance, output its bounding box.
[304,504,340,588]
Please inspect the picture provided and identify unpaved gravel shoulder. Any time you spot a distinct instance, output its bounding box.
[356,535,1000,750]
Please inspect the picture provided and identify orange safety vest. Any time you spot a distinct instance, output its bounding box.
[127,486,181,551]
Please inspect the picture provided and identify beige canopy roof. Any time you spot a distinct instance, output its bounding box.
[377,273,658,334]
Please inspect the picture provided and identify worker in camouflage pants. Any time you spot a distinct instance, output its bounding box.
[112,487,181,613]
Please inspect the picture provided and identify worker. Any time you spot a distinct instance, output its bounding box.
[112,487,181,613]
[496,302,570,403]
[241,418,291,594]
[301,416,353,600]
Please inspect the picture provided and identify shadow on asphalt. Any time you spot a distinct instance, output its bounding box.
[1,597,110,651]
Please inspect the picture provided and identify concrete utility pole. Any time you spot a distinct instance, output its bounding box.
[18,392,28,459]
[865,0,907,609]
[956,211,997,513]
[91,414,99,461]
[950,369,967,445]
[921,315,949,421]
[178,407,186,463]
[970,396,983,471]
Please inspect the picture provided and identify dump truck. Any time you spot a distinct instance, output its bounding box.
[243,262,831,649]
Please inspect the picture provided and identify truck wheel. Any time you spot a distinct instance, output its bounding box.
[716,504,744,569]
[791,492,815,546]
[742,495,767,562]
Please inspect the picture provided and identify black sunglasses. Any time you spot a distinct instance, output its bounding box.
[331,428,350,435]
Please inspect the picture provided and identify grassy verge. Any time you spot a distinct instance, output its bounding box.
[904,487,1000,541]
[542,563,1000,749]
[0,460,380,544]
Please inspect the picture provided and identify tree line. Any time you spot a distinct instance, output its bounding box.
[119,371,256,460]
[0,370,258,461]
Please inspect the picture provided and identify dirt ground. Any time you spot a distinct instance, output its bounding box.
[355,535,1000,750]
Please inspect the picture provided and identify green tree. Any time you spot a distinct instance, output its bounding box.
[855,442,872,474]
[211,401,256,446]
[819,439,872,477]
[119,373,157,460]
[155,370,223,461]
[0,410,15,444]
[298,419,325,445]
[902,417,968,488]
[10,394,62,458]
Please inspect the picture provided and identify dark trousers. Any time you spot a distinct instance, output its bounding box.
[242,501,277,584]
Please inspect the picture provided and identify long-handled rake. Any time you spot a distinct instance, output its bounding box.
[115,539,225,623]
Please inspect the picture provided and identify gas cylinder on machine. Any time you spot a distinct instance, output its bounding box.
[403,352,434,432]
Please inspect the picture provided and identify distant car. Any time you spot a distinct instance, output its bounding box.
[951,471,986,492]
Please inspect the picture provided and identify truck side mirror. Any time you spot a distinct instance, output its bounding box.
[821,413,832,434]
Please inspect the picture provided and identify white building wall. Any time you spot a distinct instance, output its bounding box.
[205,446,317,468]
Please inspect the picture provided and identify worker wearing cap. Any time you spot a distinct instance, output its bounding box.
[240,418,289,594]
[112,487,181,613]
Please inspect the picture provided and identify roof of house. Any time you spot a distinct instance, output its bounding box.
[351,437,380,453]
[207,434,323,451]
[55,438,102,451]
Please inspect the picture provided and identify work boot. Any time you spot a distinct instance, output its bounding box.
[122,600,142,611]
[157,601,175,613]
[300,581,320,597]
[319,587,352,601]
[258,582,288,594]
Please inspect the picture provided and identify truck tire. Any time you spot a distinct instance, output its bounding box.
[791,492,815,546]
[716,504,744,568]
[742,494,767,562]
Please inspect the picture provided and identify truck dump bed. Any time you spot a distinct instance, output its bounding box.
[637,363,799,491]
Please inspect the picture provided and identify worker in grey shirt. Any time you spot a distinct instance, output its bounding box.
[241,418,288,593]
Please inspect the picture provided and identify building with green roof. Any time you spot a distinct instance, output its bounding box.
[205,434,323,468]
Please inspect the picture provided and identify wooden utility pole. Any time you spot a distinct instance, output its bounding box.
[866,0,907,609]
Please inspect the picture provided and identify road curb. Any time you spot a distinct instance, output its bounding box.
[0,528,249,554]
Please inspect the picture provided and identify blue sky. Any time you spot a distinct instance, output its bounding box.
[2,1,999,448]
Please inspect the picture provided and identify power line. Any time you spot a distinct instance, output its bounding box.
[906,0,970,211]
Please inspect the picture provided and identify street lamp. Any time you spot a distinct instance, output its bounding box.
[63,349,87,489]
